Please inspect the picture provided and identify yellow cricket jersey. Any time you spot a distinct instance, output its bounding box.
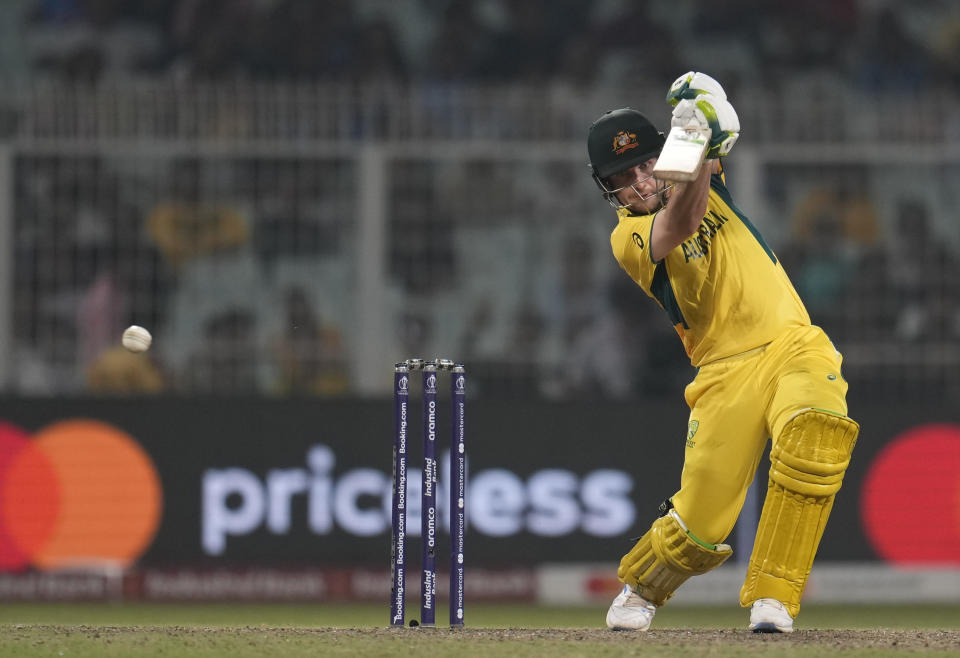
[610,173,810,366]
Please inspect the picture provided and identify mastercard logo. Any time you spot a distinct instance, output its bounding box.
[0,419,162,572]
[861,423,960,565]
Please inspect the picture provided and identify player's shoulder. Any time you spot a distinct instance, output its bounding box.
[613,207,656,227]
[612,209,653,238]
[610,208,657,261]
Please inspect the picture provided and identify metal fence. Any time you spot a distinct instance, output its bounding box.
[1,82,958,398]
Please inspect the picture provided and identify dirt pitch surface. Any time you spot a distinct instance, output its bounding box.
[359,627,960,650]
[8,625,960,657]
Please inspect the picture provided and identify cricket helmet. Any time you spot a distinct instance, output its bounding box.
[587,108,667,210]
[587,108,664,180]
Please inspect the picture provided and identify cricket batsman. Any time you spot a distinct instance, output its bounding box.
[587,72,859,633]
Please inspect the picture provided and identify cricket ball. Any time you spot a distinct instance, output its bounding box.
[122,325,152,353]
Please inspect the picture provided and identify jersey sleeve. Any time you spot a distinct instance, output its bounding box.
[610,211,660,292]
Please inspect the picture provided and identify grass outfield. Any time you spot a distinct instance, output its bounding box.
[2,603,959,657]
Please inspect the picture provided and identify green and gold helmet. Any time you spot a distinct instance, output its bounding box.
[588,108,664,180]
[587,108,666,209]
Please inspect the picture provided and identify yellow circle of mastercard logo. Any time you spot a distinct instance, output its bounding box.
[0,419,162,572]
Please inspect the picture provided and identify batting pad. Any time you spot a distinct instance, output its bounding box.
[618,509,733,606]
[740,410,860,617]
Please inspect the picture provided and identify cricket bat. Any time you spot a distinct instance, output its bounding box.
[652,126,710,182]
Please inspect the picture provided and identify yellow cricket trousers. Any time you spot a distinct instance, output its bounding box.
[671,324,850,544]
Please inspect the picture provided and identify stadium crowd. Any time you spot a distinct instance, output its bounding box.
[4,0,960,399]
[3,0,957,93]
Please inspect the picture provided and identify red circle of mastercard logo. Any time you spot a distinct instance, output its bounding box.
[0,419,163,572]
[860,423,960,565]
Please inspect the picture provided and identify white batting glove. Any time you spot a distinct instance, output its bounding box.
[671,93,740,158]
[666,71,727,107]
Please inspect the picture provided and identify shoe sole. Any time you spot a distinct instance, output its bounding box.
[606,617,652,632]
[606,619,651,632]
[751,622,792,633]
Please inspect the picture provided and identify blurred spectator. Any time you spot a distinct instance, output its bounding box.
[540,235,627,398]
[850,7,931,92]
[459,296,547,397]
[271,286,349,396]
[588,3,685,90]
[29,0,84,23]
[779,207,857,339]
[146,158,249,270]
[353,17,408,83]
[552,31,602,88]
[77,270,127,374]
[932,13,960,91]
[479,0,570,82]
[686,0,766,91]
[266,0,360,80]
[165,0,260,81]
[389,160,456,294]
[752,0,859,83]
[788,169,880,247]
[690,0,764,42]
[844,199,960,345]
[184,307,260,394]
[397,308,433,361]
[843,240,897,343]
[80,0,166,78]
[778,169,881,340]
[886,200,960,342]
[557,275,644,399]
[86,346,165,394]
[420,0,492,82]
[13,311,80,395]
[252,160,343,270]
[551,273,687,399]
[26,0,166,82]
[549,234,605,349]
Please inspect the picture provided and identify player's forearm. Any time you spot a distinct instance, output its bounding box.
[670,160,713,228]
[650,162,713,260]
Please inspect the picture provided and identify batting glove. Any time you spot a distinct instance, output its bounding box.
[671,93,740,159]
[666,71,727,107]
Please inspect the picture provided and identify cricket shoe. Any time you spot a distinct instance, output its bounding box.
[605,584,656,631]
[749,598,794,633]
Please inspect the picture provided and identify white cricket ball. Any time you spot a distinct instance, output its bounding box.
[122,325,152,353]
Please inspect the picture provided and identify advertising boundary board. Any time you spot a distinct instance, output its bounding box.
[1,564,957,604]
[0,394,957,575]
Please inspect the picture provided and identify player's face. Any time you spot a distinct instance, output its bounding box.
[608,159,670,213]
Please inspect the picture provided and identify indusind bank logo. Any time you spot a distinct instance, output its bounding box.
[0,419,162,572]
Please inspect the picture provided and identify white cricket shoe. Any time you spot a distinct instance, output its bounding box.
[606,584,657,631]
[749,598,794,633]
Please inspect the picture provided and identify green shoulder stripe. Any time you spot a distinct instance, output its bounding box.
[710,174,777,265]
